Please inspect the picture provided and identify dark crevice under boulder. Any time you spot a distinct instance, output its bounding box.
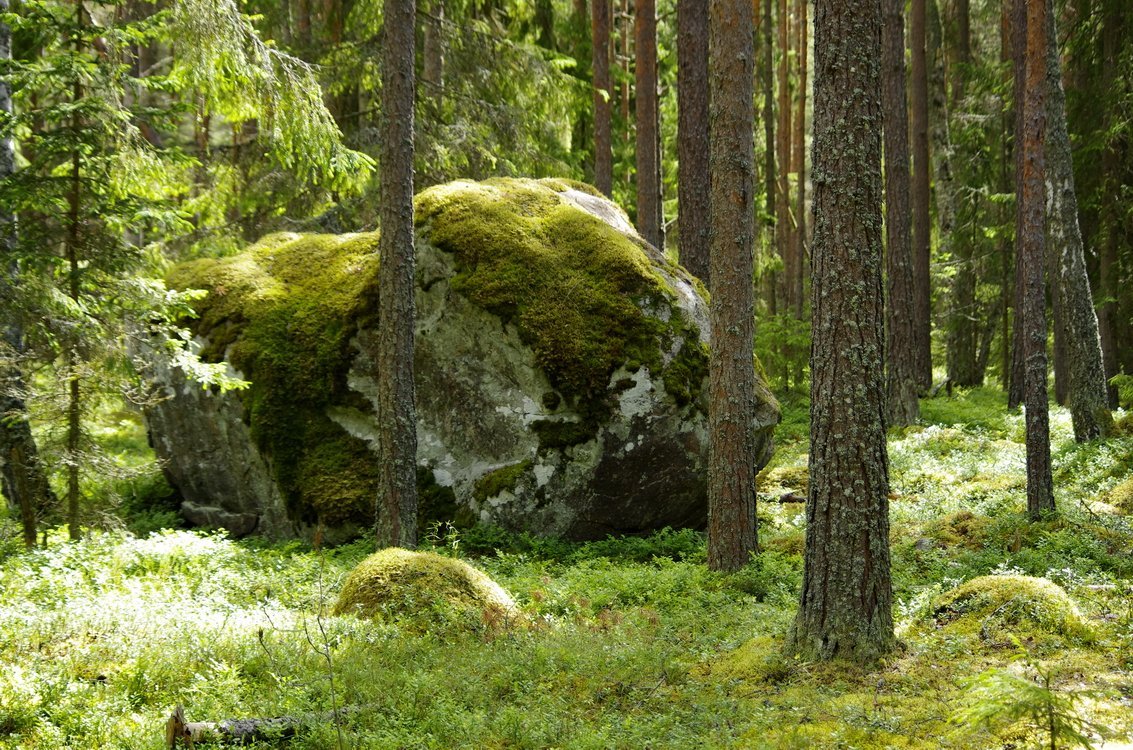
[145,178,780,542]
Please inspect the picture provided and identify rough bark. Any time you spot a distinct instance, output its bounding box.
[591,0,613,195]
[1043,0,1110,440]
[883,0,919,426]
[377,0,419,549]
[788,0,894,663]
[677,0,710,285]
[707,0,757,573]
[1018,0,1053,519]
[66,0,83,541]
[910,0,933,391]
[634,0,663,249]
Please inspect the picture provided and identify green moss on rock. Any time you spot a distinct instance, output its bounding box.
[1107,475,1133,513]
[332,548,517,630]
[930,575,1094,644]
[168,232,382,527]
[415,178,703,419]
[472,460,533,503]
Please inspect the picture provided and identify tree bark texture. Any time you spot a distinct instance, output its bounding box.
[377,0,419,549]
[677,0,710,285]
[883,0,919,426]
[422,0,445,94]
[788,0,894,663]
[707,0,757,573]
[591,0,613,195]
[634,0,663,249]
[1043,0,1110,440]
[910,0,933,391]
[1096,3,1122,406]
[66,0,83,542]
[1018,0,1054,519]
[1008,0,1026,409]
[761,0,776,310]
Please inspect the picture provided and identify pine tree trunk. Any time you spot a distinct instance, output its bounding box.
[761,0,777,311]
[591,0,613,195]
[788,0,894,663]
[376,0,419,549]
[677,0,710,285]
[1008,0,1026,409]
[66,0,83,542]
[1096,4,1121,406]
[910,0,933,391]
[707,0,757,573]
[1018,0,1054,519]
[1043,0,1110,439]
[883,0,918,426]
[776,0,794,312]
[422,0,445,94]
[634,0,663,249]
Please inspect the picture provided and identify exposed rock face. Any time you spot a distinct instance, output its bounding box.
[146,178,779,541]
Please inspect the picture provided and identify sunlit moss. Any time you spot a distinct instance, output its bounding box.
[929,575,1094,645]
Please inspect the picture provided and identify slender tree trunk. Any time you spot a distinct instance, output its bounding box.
[634,0,663,249]
[910,0,933,391]
[776,0,794,313]
[0,0,56,548]
[1043,0,1110,440]
[792,0,807,321]
[591,0,613,195]
[66,0,84,542]
[422,0,445,94]
[761,0,777,311]
[999,0,1013,390]
[707,0,757,573]
[677,0,710,285]
[953,0,971,105]
[377,0,419,549]
[883,0,918,426]
[296,0,312,47]
[788,0,893,663]
[1018,0,1053,519]
[1096,3,1120,406]
[1008,0,1026,408]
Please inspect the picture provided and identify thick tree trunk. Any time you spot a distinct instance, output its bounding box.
[788,0,894,663]
[707,0,757,573]
[1043,0,1110,440]
[634,0,663,249]
[1018,0,1053,519]
[910,0,933,391]
[377,0,419,549]
[677,0,710,285]
[591,0,613,195]
[883,0,919,426]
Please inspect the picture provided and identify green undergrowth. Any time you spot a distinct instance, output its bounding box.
[1,386,1131,748]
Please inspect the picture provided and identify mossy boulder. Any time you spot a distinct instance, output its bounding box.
[928,575,1094,645]
[145,177,779,540]
[332,548,517,630]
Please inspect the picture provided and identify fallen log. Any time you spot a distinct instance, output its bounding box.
[165,705,299,748]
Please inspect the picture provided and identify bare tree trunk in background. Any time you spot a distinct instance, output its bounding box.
[883,0,919,426]
[296,0,312,47]
[1018,0,1054,519]
[776,0,794,312]
[1044,0,1111,439]
[761,0,777,312]
[707,0,758,573]
[910,0,933,391]
[677,0,710,285]
[65,0,84,541]
[792,0,807,321]
[789,0,893,664]
[423,0,445,94]
[591,0,613,195]
[635,0,664,249]
[999,0,1013,391]
[0,0,57,548]
[1008,0,1026,409]
[376,0,419,549]
[1096,3,1121,407]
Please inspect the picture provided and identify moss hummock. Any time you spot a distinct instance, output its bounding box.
[929,575,1094,644]
[332,548,517,630]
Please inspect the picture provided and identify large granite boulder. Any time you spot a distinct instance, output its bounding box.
[146,178,780,541]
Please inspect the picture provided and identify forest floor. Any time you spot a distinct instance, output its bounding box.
[1,387,1132,749]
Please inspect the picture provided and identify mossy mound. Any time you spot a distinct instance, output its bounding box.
[929,575,1093,644]
[332,548,517,630]
[924,510,991,550]
[1107,475,1133,513]
[757,464,808,495]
